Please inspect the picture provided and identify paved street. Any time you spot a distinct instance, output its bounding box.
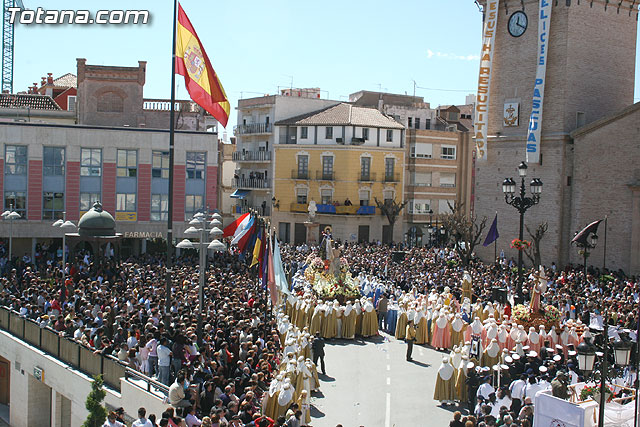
[310,331,467,427]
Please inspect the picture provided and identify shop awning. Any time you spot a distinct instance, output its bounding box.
[230,189,251,199]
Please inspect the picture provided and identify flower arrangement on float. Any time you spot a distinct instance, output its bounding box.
[511,238,532,250]
[579,384,614,403]
[513,304,531,323]
[303,253,360,303]
[544,305,561,323]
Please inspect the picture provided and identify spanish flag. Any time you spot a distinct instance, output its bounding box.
[175,3,230,127]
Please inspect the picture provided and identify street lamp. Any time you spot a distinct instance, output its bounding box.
[439,226,446,248]
[577,325,633,427]
[502,161,543,304]
[52,212,77,289]
[2,205,21,265]
[573,227,598,284]
[178,212,226,344]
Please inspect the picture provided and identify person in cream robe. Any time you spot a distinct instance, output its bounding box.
[482,338,501,368]
[450,313,465,348]
[415,307,428,345]
[264,373,285,420]
[497,324,508,351]
[276,380,295,420]
[433,356,456,403]
[455,355,470,403]
[342,301,356,339]
[361,298,378,337]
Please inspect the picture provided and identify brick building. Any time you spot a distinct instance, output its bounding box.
[0,59,219,258]
[473,0,639,274]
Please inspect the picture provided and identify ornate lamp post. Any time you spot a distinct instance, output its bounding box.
[177,211,225,344]
[52,212,77,278]
[573,228,598,284]
[502,162,543,304]
[1,205,21,264]
[577,324,633,427]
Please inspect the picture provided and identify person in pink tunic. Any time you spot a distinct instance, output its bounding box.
[431,313,451,350]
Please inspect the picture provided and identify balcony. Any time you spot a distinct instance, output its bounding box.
[316,171,334,181]
[288,202,376,215]
[384,173,401,183]
[232,151,272,162]
[359,172,376,182]
[233,204,270,216]
[279,134,298,145]
[233,177,271,189]
[440,183,456,188]
[291,170,310,180]
[233,123,272,135]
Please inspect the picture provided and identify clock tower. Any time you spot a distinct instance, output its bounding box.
[473,0,638,267]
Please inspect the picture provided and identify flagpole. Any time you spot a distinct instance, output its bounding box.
[494,211,498,265]
[603,215,607,272]
[165,0,178,329]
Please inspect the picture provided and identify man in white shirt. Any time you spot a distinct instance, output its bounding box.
[477,376,495,400]
[103,411,124,427]
[509,374,527,414]
[157,337,172,385]
[131,407,153,427]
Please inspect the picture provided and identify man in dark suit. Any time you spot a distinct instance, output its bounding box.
[312,332,326,375]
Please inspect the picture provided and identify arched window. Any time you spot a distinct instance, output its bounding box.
[97,92,124,112]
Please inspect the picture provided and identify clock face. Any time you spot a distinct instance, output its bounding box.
[508,11,528,37]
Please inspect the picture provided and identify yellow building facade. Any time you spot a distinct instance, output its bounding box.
[271,103,406,244]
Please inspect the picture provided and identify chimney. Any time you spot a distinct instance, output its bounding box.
[41,77,46,87]
[47,73,53,85]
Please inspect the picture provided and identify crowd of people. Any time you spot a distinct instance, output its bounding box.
[0,237,638,426]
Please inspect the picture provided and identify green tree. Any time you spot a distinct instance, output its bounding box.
[83,375,107,427]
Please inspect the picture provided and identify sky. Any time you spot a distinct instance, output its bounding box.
[11,0,640,135]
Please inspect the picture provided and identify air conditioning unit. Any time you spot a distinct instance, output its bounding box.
[336,137,344,144]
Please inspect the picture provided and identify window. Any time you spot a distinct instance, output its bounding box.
[151,194,168,221]
[296,188,308,204]
[152,151,170,178]
[43,192,64,220]
[408,117,412,128]
[383,189,395,205]
[297,155,308,179]
[186,152,205,180]
[67,95,76,112]
[411,143,432,158]
[441,145,456,160]
[43,147,65,176]
[97,92,123,113]
[440,173,456,188]
[80,192,101,212]
[80,148,101,176]
[300,127,308,139]
[322,156,333,180]
[321,189,332,205]
[384,158,395,181]
[4,191,26,217]
[360,157,371,181]
[415,118,421,129]
[362,128,369,140]
[185,194,204,219]
[386,130,393,142]
[117,149,137,177]
[411,172,432,187]
[425,119,431,130]
[5,145,27,175]
[359,189,370,206]
[409,200,431,214]
[325,127,333,139]
[116,193,136,212]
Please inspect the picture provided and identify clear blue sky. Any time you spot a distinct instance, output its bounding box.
[13,0,640,133]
